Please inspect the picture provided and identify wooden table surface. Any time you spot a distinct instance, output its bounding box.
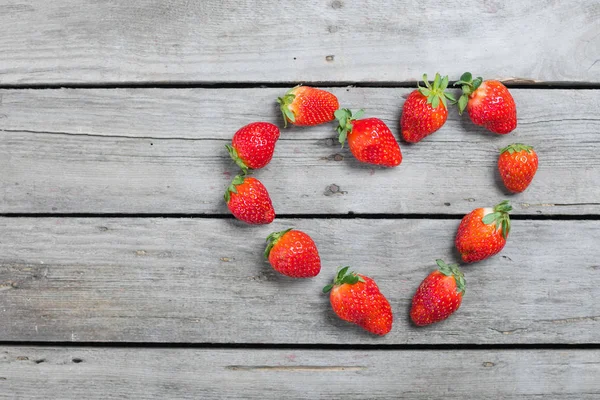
[1,1,599,398]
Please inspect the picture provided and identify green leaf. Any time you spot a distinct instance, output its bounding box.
[418,87,431,97]
[431,95,440,109]
[353,109,365,120]
[334,109,348,120]
[322,284,333,293]
[458,95,468,114]
[444,92,457,102]
[433,73,441,91]
[440,95,448,110]
[460,72,472,82]
[472,78,483,90]
[482,212,500,225]
[440,75,449,91]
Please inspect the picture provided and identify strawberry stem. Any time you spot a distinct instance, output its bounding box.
[454,72,483,115]
[417,72,454,110]
[335,108,364,147]
[500,143,534,155]
[223,174,245,203]
[264,228,293,259]
[481,200,512,239]
[436,259,466,294]
[225,144,249,174]
[276,85,301,128]
[323,266,365,293]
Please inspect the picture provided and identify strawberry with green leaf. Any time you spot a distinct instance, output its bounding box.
[455,200,512,263]
[498,143,539,193]
[224,175,275,225]
[401,73,456,143]
[264,228,321,278]
[335,109,402,167]
[410,260,465,326]
[323,267,393,336]
[225,122,280,173]
[455,72,517,134]
[277,86,339,127]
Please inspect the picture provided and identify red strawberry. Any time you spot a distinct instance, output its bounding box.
[323,267,393,336]
[264,228,321,278]
[455,200,512,263]
[224,175,275,224]
[226,122,280,173]
[335,109,402,167]
[277,86,339,127]
[410,260,465,326]
[401,73,456,143]
[456,73,517,134]
[498,143,539,193]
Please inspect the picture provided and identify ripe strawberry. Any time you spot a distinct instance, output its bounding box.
[277,86,339,127]
[455,200,512,263]
[401,73,456,143]
[323,267,393,336]
[264,228,321,278]
[410,260,465,326]
[225,122,280,173]
[456,72,517,134]
[224,175,275,224]
[498,143,539,193]
[335,109,402,167]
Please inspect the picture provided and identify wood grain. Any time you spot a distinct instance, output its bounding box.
[1,88,599,215]
[1,218,598,344]
[1,347,599,399]
[1,1,599,84]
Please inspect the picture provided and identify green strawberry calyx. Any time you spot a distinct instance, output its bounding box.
[264,228,293,259]
[454,72,484,115]
[223,174,246,203]
[323,266,365,293]
[481,200,512,239]
[276,85,301,128]
[335,108,364,147]
[500,143,534,155]
[225,144,249,174]
[418,73,456,110]
[436,259,465,294]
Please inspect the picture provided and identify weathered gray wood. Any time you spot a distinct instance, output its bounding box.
[0,1,599,84]
[1,347,599,399]
[1,88,599,215]
[1,218,598,344]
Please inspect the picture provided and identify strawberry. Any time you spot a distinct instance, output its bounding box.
[224,175,275,224]
[225,122,280,173]
[410,260,465,326]
[264,228,321,278]
[456,72,517,134]
[498,143,539,193]
[455,200,512,263]
[401,73,456,143]
[335,109,402,167]
[277,86,339,127]
[323,267,393,336]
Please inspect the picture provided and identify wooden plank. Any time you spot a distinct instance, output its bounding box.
[1,347,599,399]
[0,1,599,84]
[1,218,598,344]
[1,88,599,215]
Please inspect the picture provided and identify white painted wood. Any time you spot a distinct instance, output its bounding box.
[1,347,598,399]
[0,1,598,84]
[0,218,598,344]
[1,88,598,215]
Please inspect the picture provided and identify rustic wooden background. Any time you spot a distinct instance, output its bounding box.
[1,0,599,398]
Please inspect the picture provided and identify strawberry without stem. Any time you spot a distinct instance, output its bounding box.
[323,267,393,336]
[277,86,339,128]
[401,73,456,143]
[335,109,402,167]
[410,260,465,326]
[456,72,517,134]
[224,175,275,225]
[498,143,539,193]
[455,200,512,263]
[226,122,280,173]
[264,228,321,278]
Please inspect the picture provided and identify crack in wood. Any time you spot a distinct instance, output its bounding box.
[225,365,366,371]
